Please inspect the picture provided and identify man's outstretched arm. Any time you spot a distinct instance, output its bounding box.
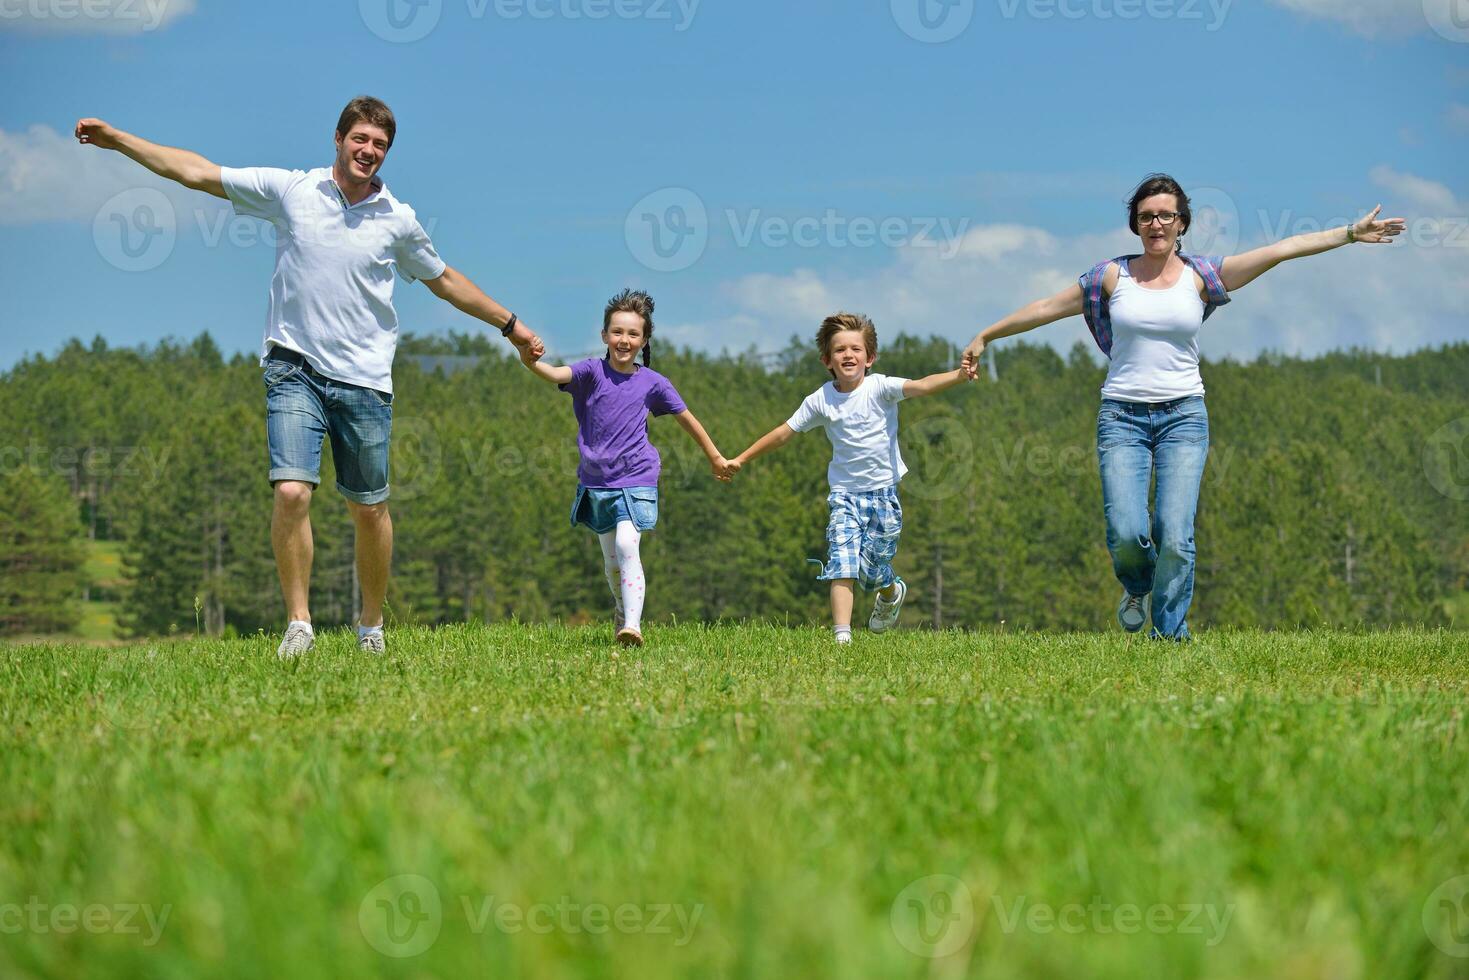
[421,266,545,358]
[75,118,224,198]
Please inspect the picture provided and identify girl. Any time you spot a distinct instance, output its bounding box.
[520,289,733,646]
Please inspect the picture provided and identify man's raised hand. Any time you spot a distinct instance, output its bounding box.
[75,118,122,150]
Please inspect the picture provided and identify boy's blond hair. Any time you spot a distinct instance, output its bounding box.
[815,313,878,379]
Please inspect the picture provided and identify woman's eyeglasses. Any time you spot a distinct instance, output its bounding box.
[1137,212,1181,227]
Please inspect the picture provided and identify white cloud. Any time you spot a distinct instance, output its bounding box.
[0,0,197,35]
[1265,0,1443,37]
[1370,165,1462,213]
[0,123,222,226]
[667,170,1469,362]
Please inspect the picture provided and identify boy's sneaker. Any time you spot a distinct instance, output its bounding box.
[358,626,386,655]
[1117,592,1149,633]
[616,626,644,648]
[868,578,907,633]
[834,626,853,645]
[277,621,315,661]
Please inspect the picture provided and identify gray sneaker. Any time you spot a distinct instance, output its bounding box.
[358,628,386,656]
[277,622,315,661]
[868,578,907,633]
[1117,592,1149,633]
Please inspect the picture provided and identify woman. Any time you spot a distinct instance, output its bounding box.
[960,174,1404,639]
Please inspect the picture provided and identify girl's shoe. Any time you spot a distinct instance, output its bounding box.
[616,626,644,648]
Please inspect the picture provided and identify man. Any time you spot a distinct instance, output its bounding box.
[76,96,545,659]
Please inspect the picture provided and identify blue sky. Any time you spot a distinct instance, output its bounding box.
[2,0,1467,369]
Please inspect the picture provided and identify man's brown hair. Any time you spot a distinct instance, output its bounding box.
[336,96,397,148]
[815,312,878,378]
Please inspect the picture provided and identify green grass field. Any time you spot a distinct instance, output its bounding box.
[2,625,1467,979]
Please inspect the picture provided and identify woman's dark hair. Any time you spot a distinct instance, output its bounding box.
[1126,173,1192,252]
[603,288,655,366]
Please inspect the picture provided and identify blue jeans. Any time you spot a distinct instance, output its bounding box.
[1097,396,1209,640]
[264,358,393,504]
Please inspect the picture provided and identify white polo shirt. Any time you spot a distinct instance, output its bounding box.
[787,373,910,491]
[221,166,446,394]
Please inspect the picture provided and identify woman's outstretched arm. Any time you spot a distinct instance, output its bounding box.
[1219,205,1405,292]
[960,283,1086,379]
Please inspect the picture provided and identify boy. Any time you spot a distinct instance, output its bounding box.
[731,313,969,642]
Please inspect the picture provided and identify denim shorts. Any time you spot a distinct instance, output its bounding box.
[570,485,659,534]
[264,358,393,504]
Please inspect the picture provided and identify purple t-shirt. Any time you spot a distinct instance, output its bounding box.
[559,358,687,488]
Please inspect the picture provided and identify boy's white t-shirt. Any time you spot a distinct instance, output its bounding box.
[786,373,909,491]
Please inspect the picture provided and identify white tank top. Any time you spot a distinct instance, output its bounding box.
[1100,259,1207,403]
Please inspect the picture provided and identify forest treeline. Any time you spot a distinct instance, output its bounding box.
[2,333,1466,636]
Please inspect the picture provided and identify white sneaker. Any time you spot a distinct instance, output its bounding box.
[1117,592,1149,633]
[277,621,315,660]
[834,630,853,646]
[868,578,907,633]
[358,627,386,656]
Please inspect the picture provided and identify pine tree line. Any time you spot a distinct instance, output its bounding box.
[1,333,1465,636]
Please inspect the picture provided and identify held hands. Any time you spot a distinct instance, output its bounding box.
[75,118,121,150]
[960,338,986,380]
[508,321,545,362]
[712,455,741,483]
[1351,205,1406,245]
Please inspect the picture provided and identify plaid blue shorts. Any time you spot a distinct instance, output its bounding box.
[813,486,902,590]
